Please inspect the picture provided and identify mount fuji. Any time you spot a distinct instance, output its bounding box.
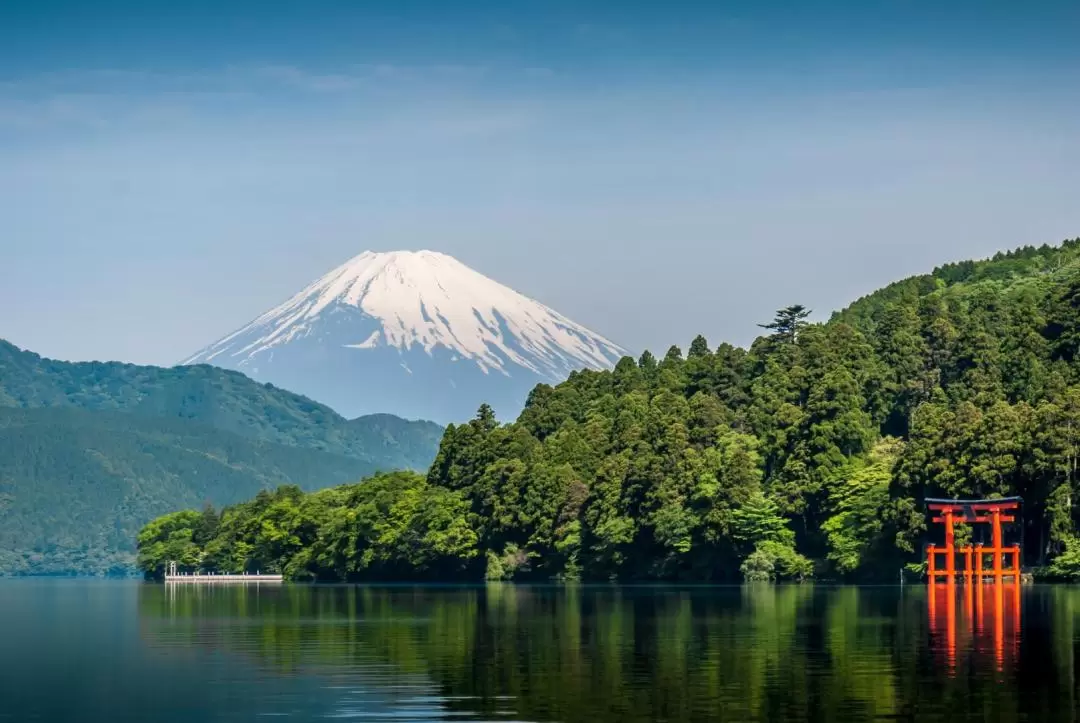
[182,251,627,423]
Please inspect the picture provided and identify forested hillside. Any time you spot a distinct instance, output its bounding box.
[0,342,443,575]
[139,238,1080,582]
[0,341,443,465]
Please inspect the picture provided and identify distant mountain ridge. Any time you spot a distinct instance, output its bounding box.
[0,340,443,575]
[0,340,441,463]
[183,250,626,423]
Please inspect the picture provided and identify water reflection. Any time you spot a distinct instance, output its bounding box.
[10,581,1080,722]
[129,583,1080,722]
[143,584,520,721]
[927,582,1022,676]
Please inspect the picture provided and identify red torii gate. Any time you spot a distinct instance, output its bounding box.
[926,497,1021,583]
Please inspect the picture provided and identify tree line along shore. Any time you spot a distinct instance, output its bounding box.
[139,239,1080,582]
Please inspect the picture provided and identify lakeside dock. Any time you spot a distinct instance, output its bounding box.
[163,563,282,583]
[164,572,284,584]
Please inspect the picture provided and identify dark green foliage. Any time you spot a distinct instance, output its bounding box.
[758,305,812,345]
[142,236,1080,581]
[414,237,1080,581]
[0,342,443,575]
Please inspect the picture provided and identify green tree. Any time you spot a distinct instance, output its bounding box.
[136,510,204,578]
[822,439,900,577]
[759,305,812,345]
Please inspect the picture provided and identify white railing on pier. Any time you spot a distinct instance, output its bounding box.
[163,562,283,583]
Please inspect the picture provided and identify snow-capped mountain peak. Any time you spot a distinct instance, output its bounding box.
[183,250,626,423]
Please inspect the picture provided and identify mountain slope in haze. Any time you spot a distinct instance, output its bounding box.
[0,407,383,575]
[0,340,442,465]
[0,340,444,575]
[183,250,626,423]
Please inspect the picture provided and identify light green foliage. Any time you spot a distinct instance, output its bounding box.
[1042,536,1080,580]
[485,543,531,580]
[138,472,479,581]
[732,493,794,550]
[741,541,814,582]
[136,510,206,577]
[822,439,900,576]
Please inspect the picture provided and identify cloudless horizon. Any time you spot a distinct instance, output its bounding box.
[2,0,1078,366]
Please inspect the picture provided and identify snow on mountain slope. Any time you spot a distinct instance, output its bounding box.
[183,251,627,423]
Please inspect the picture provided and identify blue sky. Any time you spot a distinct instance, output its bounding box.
[2,0,1078,364]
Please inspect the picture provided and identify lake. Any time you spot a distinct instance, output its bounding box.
[0,581,1074,722]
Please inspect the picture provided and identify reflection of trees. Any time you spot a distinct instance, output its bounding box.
[138,584,1080,723]
[822,587,897,718]
[1039,587,1080,721]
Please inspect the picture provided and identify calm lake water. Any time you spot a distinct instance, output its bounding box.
[0,581,1076,722]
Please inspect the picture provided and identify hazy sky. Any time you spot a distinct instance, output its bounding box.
[2,0,1078,365]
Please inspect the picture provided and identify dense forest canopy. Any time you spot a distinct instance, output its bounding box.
[140,238,1080,582]
[0,342,443,575]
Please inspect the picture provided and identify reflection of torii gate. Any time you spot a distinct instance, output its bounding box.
[926,497,1021,583]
